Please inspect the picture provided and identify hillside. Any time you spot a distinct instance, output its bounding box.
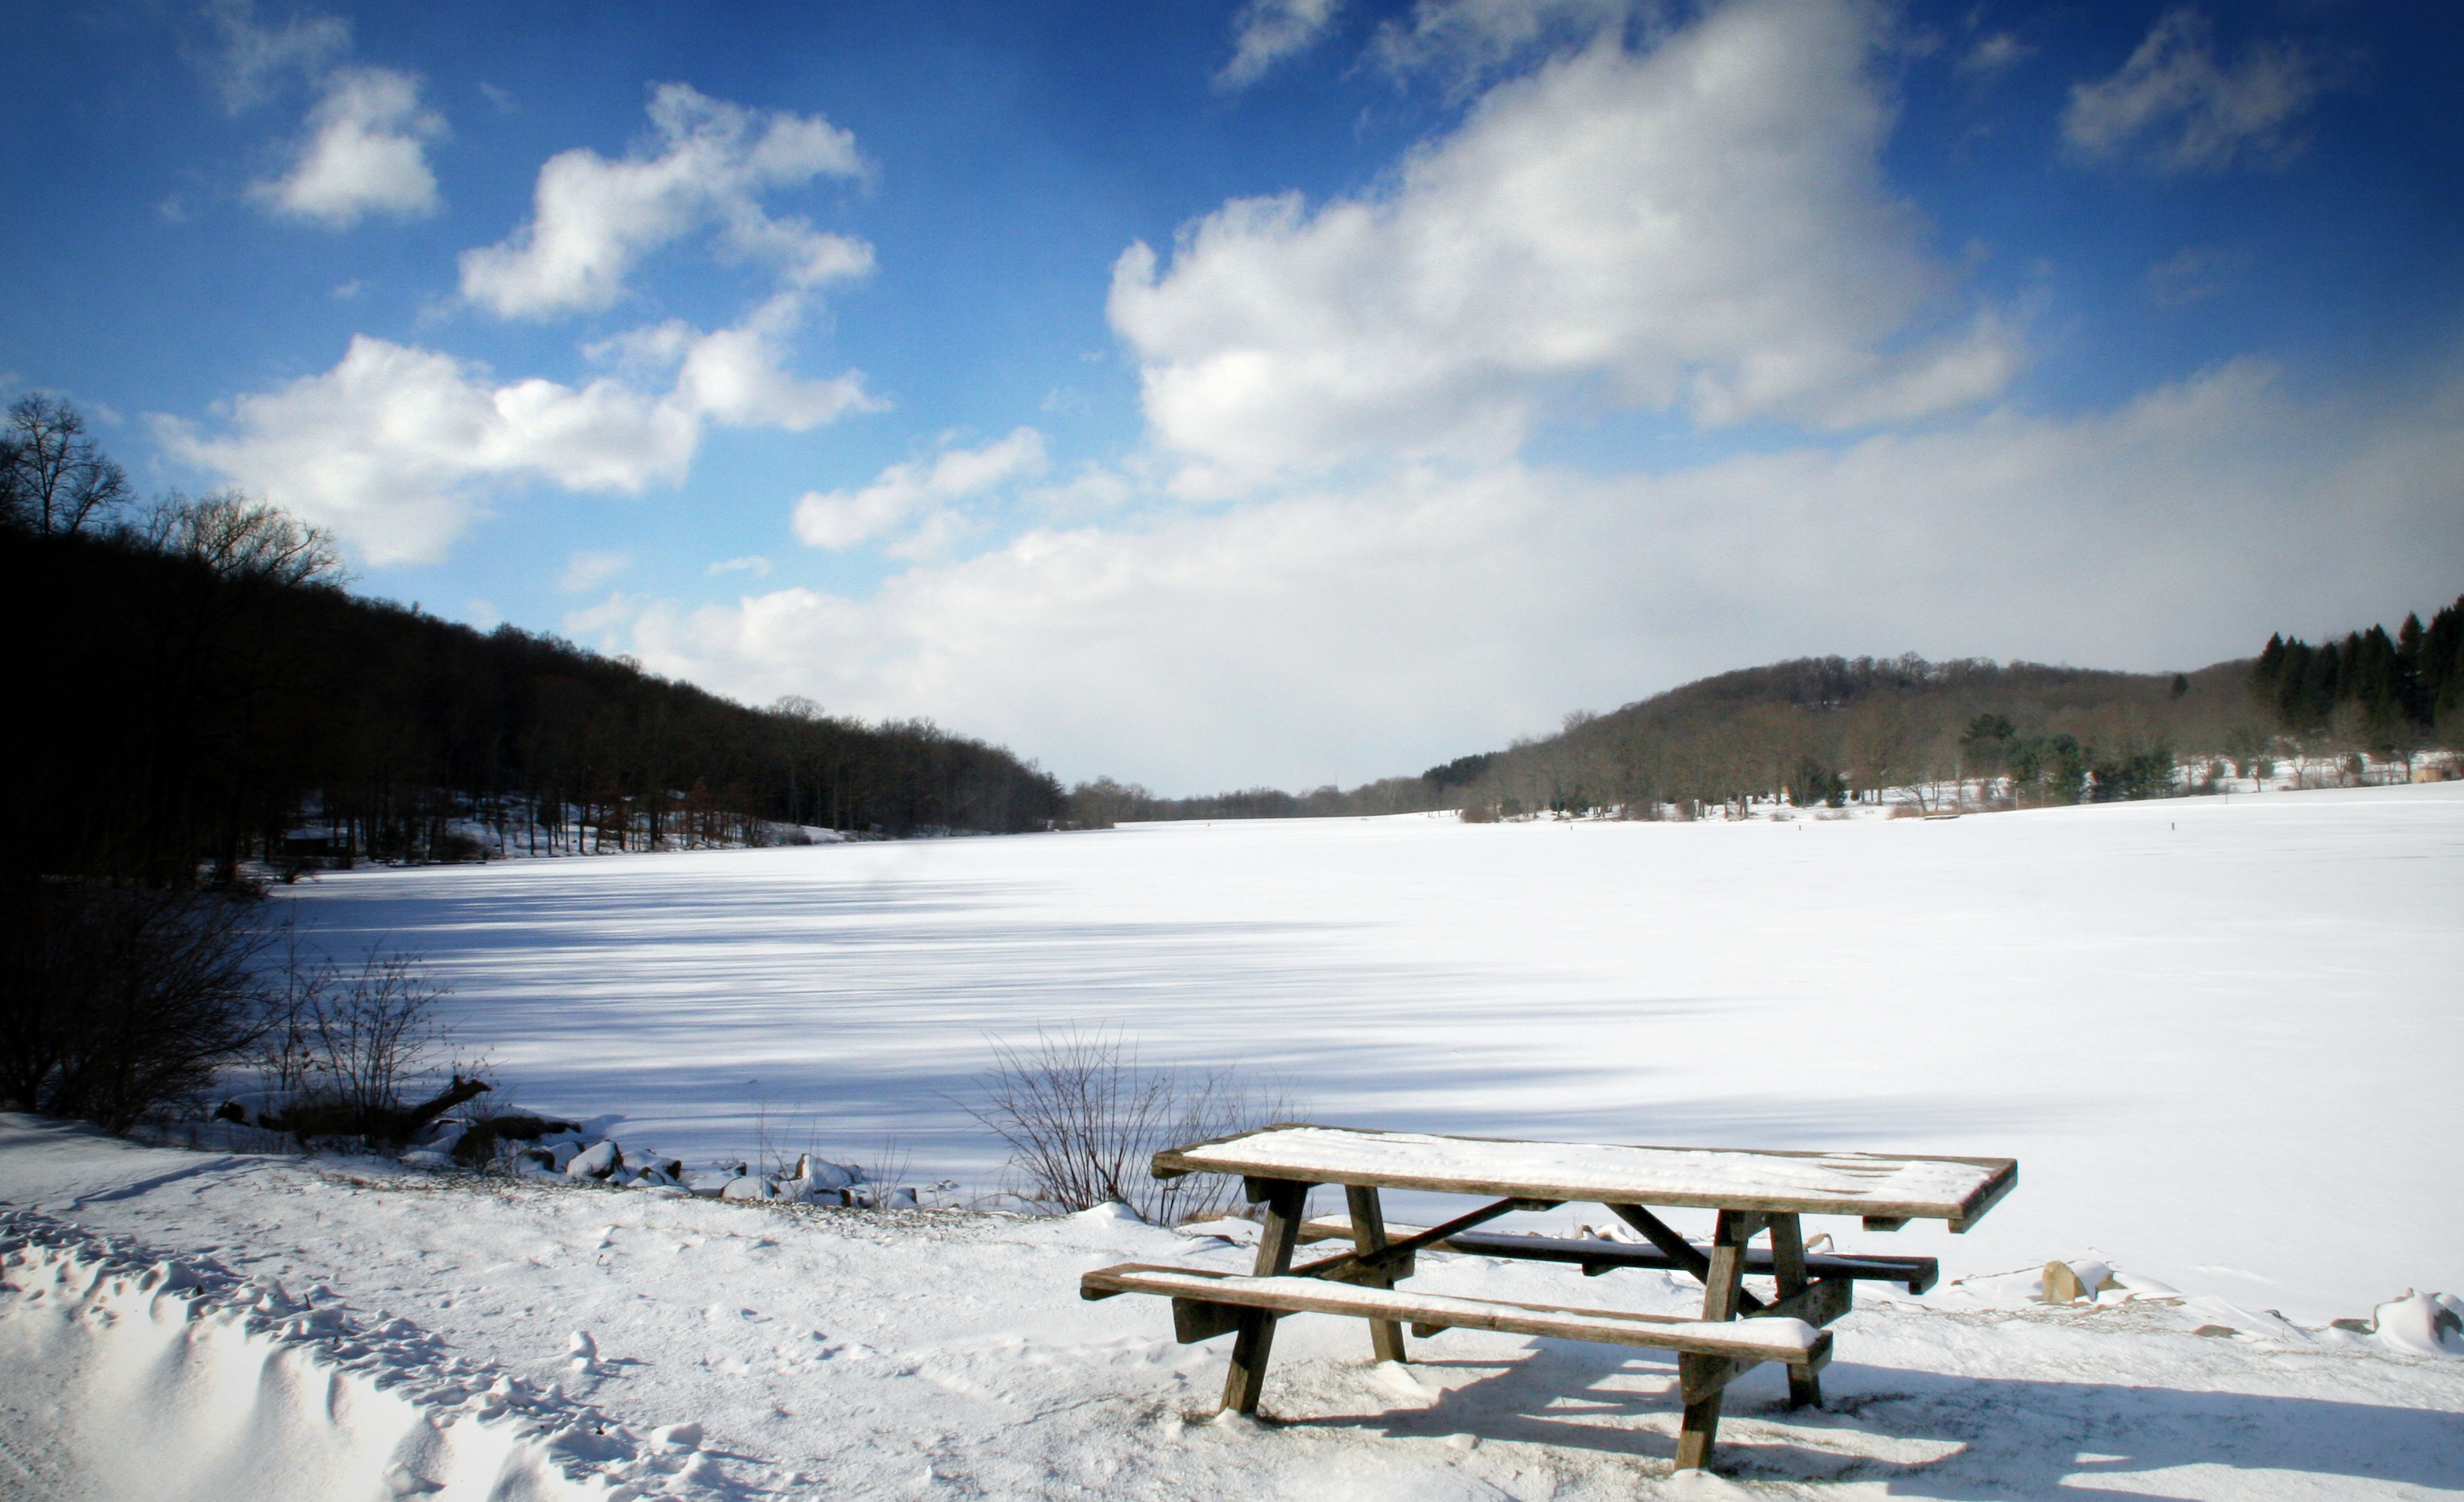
[3,514,1064,886]
[1080,590,2464,824]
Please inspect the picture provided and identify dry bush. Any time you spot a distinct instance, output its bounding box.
[965,1027,1298,1224]
[0,879,276,1132]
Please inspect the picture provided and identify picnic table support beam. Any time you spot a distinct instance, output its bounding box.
[1344,1185,1408,1365]
[1221,1179,1309,1417]
[1769,1213,1821,1410]
[1674,1209,1754,1471]
[1607,1202,1764,1314]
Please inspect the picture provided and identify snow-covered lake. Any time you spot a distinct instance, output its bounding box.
[283,783,2464,1324]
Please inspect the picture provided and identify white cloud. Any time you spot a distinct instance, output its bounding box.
[2062,9,2330,174]
[559,549,633,593]
[1368,0,1635,87]
[459,83,870,319]
[2145,246,2248,308]
[588,360,2464,791]
[1217,0,1345,89]
[194,0,350,112]
[160,299,875,565]
[251,66,445,228]
[1956,32,2031,81]
[1111,0,2017,496]
[708,555,772,577]
[792,427,1049,550]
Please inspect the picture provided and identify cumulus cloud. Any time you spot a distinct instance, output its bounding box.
[1369,0,1637,87]
[590,360,2464,790]
[792,428,1049,550]
[193,0,349,112]
[1112,0,2017,495]
[1956,32,2031,81]
[459,83,870,319]
[160,300,875,565]
[558,549,632,593]
[1217,0,1346,89]
[250,66,446,228]
[2062,9,2332,174]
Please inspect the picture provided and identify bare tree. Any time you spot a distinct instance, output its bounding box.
[0,394,131,535]
[145,489,347,586]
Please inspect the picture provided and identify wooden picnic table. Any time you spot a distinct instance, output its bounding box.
[1080,1123,2016,1473]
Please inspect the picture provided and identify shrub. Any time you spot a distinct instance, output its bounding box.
[0,879,277,1133]
[965,1027,1298,1224]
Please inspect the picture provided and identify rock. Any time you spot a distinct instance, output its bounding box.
[565,1141,622,1179]
[2372,1291,2464,1356]
[2191,1324,2238,1338]
[542,1139,584,1172]
[684,1167,743,1195]
[720,1176,772,1201]
[2330,1317,2376,1334]
[2041,1261,2086,1304]
[792,1153,856,1189]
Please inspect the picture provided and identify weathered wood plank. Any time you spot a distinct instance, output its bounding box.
[1220,1179,1306,1416]
[1674,1209,1754,1472]
[1346,1185,1408,1364]
[1291,1195,1521,1282]
[1079,1264,1830,1363]
[1155,1123,2016,1228]
[1297,1216,1939,1294]
[1769,1213,1822,1410]
[1609,1202,1765,1313]
[1173,1297,1245,1343]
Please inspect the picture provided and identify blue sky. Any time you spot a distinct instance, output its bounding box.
[6,1,2460,790]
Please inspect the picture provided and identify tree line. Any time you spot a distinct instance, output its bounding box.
[2251,596,2464,748]
[3,395,1065,889]
[1078,597,2461,828]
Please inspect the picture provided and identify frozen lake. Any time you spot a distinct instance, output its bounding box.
[280,783,2464,1323]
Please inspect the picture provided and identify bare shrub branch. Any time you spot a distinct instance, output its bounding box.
[963,1027,1299,1223]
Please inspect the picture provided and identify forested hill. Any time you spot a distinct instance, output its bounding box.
[1438,654,2263,817]
[6,518,1064,886]
[1076,590,2463,824]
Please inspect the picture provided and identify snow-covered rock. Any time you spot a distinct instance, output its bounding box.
[565,1141,622,1179]
[2375,1292,2464,1357]
[792,1153,855,1188]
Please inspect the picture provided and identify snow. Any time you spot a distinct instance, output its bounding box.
[1168,1126,2005,1216]
[5,783,2463,1496]
[262,780,2462,1322]
[7,1115,2464,1498]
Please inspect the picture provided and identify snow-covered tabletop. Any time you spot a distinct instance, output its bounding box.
[1156,1124,2016,1228]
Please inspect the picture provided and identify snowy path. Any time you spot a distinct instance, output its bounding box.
[274,785,2464,1323]
[6,1118,2462,1500]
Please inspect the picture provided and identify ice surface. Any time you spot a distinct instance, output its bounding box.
[266,783,2464,1321]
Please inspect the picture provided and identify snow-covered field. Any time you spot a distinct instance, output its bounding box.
[6,783,2463,1498]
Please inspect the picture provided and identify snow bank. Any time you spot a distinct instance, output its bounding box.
[9,1126,2464,1499]
[0,1210,704,1501]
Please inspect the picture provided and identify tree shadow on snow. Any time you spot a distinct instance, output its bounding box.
[1269,1340,2464,1496]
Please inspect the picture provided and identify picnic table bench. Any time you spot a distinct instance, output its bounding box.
[1079,1123,2016,1473]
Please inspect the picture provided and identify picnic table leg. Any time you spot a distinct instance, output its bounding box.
[1674,1210,1753,1471]
[1221,1179,1308,1417]
[1769,1212,1822,1410]
[1344,1184,1409,1364]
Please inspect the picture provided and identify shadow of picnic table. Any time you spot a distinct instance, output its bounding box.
[1271,1338,2464,1496]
